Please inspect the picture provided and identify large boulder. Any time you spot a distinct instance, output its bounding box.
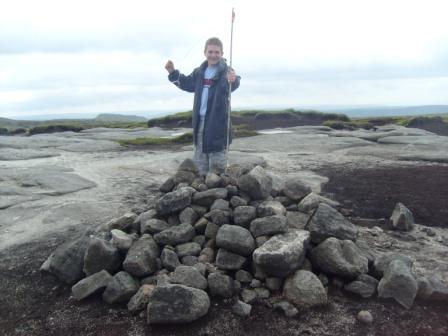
[282,179,312,201]
[283,270,327,308]
[215,248,247,270]
[102,271,139,304]
[233,206,257,228]
[250,215,288,238]
[238,166,272,200]
[216,224,255,256]
[83,237,121,276]
[310,237,368,279]
[123,235,160,277]
[156,187,193,215]
[192,188,228,207]
[378,259,418,309]
[389,202,414,231]
[72,270,112,300]
[147,284,210,324]
[298,192,340,213]
[257,201,286,217]
[153,223,196,246]
[253,230,310,277]
[306,203,358,243]
[170,266,208,290]
[40,235,89,285]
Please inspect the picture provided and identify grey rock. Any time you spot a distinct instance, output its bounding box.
[110,229,134,251]
[253,230,310,277]
[192,188,228,207]
[254,287,270,299]
[250,215,288,238]
[204,222,220,239]
[156,187,193,215]
[310,237,368,279]
[193,262,207,276]
[283,270,327,308]
[373,253,414,278]
[230,196,247,207]
[344,274,378,298]
[204,209,231,225]
[102,271,139,304]
[205,172,221,188]
[378,259,418,309]
[167,214,180,226]
[235,270,253,283]
[83,237,121,276]
[250,279,262,288]
[181,255,199,266]
[154,223,195,246]
[417,276,434,300]
[191,205,208,217]
[141,218,172,234]
[390,202,414,231]
[123,235,160,277]
[255,236,269,247]
[216,224,255,256]
[41,235,89,285]
[233,206,257,228]
[173,170,196,186]
[194,217,208,234]
[175,242,202,258]
[193,235,206,248]
[318,273,329,286]
[208,273,234,298]
[282,179,312,201]
[159,177,175,193]
[232,300,252,317]
[357,310,373,324]
[178,158,199,174]
[102,213,137,232]
[161,248,181,271]
[210,199,229,211]
[72,270,112,300]
[198,247,215,264]
[128,284,155,312]
[267,172,285,197]
[307,203,358,244]
[266,277,283,291]
[273,301,298,317]
[215,248,247,270]
[286,211,310,230]
[428,278,448,302]
[179,207,198,225]
[170,265,208,290]
[298,192,340,213]
[257,200,286,217]
[241,289,257,303]
[147,284,210,324]
[274,196,294,207]
[238,166,273,200]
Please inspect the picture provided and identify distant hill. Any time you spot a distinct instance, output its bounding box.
[93,113,148,122]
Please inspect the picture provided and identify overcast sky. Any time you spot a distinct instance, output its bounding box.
[1,0,448,118]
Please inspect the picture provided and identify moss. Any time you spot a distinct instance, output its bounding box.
[118,132,194,147]
[28,124,84,135]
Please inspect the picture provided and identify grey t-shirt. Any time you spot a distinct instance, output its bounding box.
[199,64,218,119]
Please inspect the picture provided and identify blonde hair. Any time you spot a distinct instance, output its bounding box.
[204,37,223,52]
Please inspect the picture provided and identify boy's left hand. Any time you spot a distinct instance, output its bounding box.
[227,69,237,83]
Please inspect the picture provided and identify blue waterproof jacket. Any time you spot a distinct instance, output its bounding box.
[168,59,241,153]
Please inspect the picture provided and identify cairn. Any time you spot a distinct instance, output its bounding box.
[41,159,428,324]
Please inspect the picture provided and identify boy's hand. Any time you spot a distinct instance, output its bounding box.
[227,69,237,83]
[165,60,175,74]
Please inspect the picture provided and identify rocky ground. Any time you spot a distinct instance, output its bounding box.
[1,124,448,335]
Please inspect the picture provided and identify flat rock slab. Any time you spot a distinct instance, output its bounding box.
[0,148,60,161]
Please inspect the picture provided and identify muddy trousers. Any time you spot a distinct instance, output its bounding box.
[193,118,226,176]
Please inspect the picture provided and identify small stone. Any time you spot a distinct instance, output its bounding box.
[153,223,196,246]
[205,172,222,188]
[194,217,209,234]
[181,255,199,266]
[198,247,215,264]
[274,301,299,317]
[255,236,269,247]
[357,310,373,324]
[254,287,270,299]
[210,199,229,211]
[215,248,247,270]
[179,207,198,225]
[102,271,139,304]
[175,242,201,258]
[127,284,155,312]
[250,279,262,288]
[257,201,286,217]
[110,229,134,251]
[72,270,112,300]
[241,289,257,304]
[161,248,181,272]
[235,270,253,283]
[390,202,414,231]
[204,222,220,239]
[83,237,121,276]
[250,215,288,237]
[193,235,206,247]
[141,219,172,234]
[266,277,283,291]
[230,196,247,208]
[170,265,207,290]
[232,300,252,317]
[233,206,257,228]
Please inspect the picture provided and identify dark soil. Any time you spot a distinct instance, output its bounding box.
[319,165,448,228]
[2,164,448,335]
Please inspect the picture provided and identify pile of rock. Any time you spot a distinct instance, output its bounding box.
[40,159,437,324]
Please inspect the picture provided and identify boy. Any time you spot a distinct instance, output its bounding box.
[165,37,241,176]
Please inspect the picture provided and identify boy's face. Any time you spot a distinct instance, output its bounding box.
[204,44,223,66]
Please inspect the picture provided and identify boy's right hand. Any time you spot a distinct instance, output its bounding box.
[165,60,175,74]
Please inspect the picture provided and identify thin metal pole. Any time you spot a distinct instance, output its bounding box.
[225,8,235,169]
